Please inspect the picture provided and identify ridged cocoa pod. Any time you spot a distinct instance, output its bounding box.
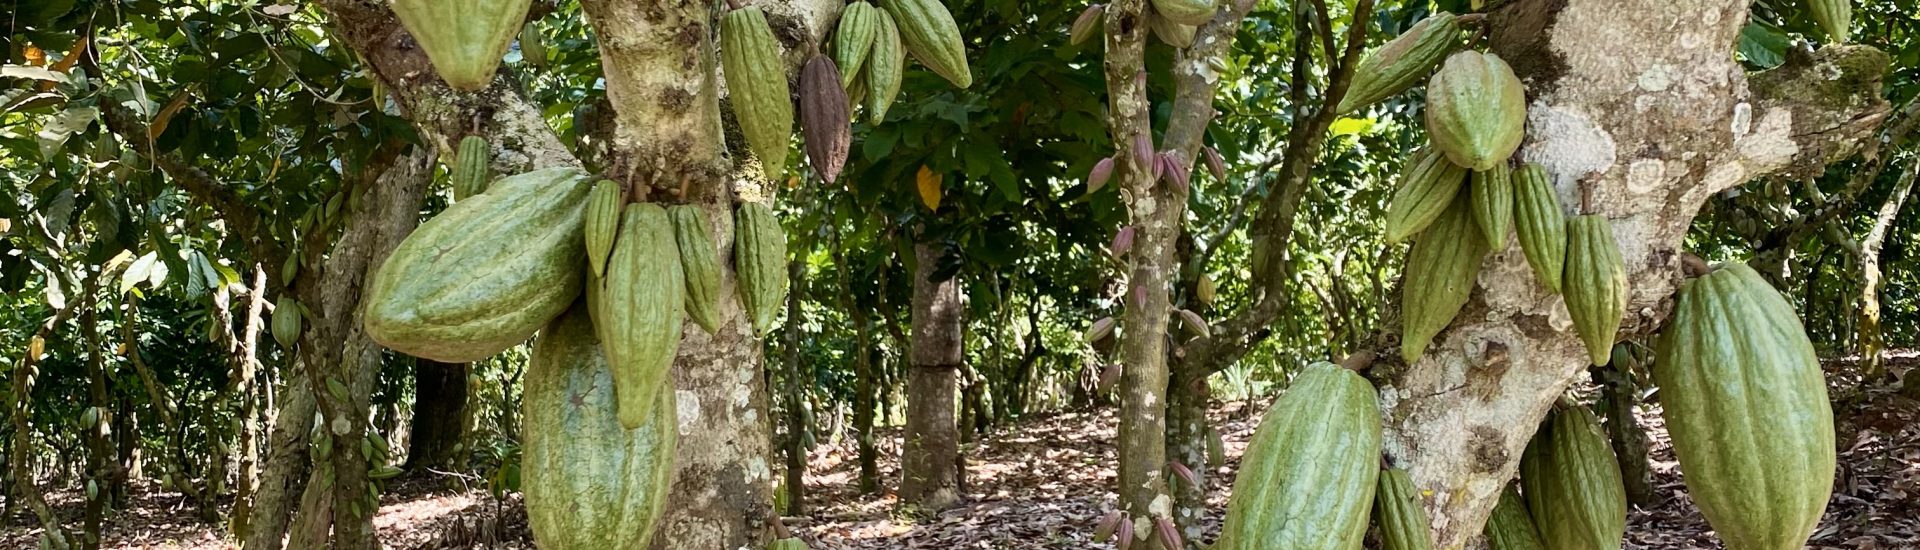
[1564,215,1627,365]
[735,202,789,336]
[767,537,810,550]
[366,168,594,363]
[1087,157,1115,193]
[800,56,852,184]
[669,206,724,334]
[587,204,686,429]
[1512,163,1567,293]
[1655,263,1835,550]
[1196,274,1217,305]
[1385,148,1470,243]
[1148,14,1197,48]
[835,2,882,86]
[1484,485,1547,550]
[1336,12,1462,114]
[1374,468,1432,550]
[523,305,676,550]
[1470,161,1514,250]
[1520,405,1627,550]
[722,6,794,182]
[866,10,906,123]
[1214,363,1381,550]
[584,179,624,279]
[519,22,546,68]
[271,297,302,350]
[391,0,532,90]
[879,0,972,88]
[1425,51,1527,171]
[1152,0,1216,26]
[1400,190,1487,363]
[451,135,491,201]
[1811,0,1850,43]
[1070,4,1106,46]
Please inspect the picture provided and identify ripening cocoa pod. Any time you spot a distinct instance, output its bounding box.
[669,206,725,334]
[1094,510,1123,542]
[1132,135,1156,173]
[451,135,491,201]
[1425,51,1527,171]
[1088,157,1116,193]
[879,0,972,88]
[391,0,533,90]
[722,6,795,182]
[1152,0,1216,26]
[1148,14,1197,48]
[1336,13,1462,114]
[1071,4,1106,46]
[1112,226,1136,256]
[1811,0,1850,43]
[834,2,882,86]
[800,56,852,184]
[1176,308,1210,338]
[588,203,686,429]
[1155,516,1184,550]
[1161,151,1191,192]
[866,11,906,123]
[1196,274,1217,305]
[1400,191,1486,363]
[1085,316,1118,344]
[1385,148,1470,243]
[1470,161,1515,250]
[1564,215,1628,366]
[584,179,624,279]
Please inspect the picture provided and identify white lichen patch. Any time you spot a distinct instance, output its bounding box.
[1735,107,1800,172]
[1637,64,1674,92]
[1149,494,1174,517]
[677,389,701,435]
[1523,102,1617,186]
[1626,158,1668,195]
[747,456,770,482]
[1731,102,1753,136]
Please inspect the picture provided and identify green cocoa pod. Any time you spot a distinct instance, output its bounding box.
[800,55,852,184]
[1214,363,1381,550]
[1152,0,1216,26]
[520,22,546,68]
[366,167,593,363]
[1374,468,1432,550]
[1385,148,1470,244]
[1485,485,1547,550]
[1654,263,1834,550]
[584,179,625,279]
[1520,405,1626,550]
[669,206,725,334]
[1148,14,1197,49]
[1810,0,1850,43]
[1512,163,1567,293]
[1564,215,1627,366]
[1336,12,1462,114]
[271,296,302,350]
[735,202,789,336]
[879,0,972,88]
[1205,424,1227,469]
[588,204,685,429]
[1470,162,1515,250]
[1425,51,1527,171]
[1399,189,1487,363]
[835,2,882,86]
[722,6,795,182]
[1070,4,1105,46]
[524,305,676,550]
[451,136,491,201]
[866,10,906,123]
[391,0,532,90]
[767,537,809,550]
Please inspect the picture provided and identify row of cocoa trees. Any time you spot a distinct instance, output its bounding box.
[2,0,1917,549]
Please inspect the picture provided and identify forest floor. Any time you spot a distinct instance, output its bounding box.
[3,361,1916,549]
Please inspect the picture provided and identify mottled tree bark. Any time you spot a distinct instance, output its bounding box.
[1378,2,1889,546]
[901,243,964,510]
[406,359,470,470]
[1591,361,1653,507]
[1859,161,1916,379]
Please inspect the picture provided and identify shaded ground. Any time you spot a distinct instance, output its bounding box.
[4,363,1916,549]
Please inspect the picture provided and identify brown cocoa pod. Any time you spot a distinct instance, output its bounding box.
[800,55,852,185]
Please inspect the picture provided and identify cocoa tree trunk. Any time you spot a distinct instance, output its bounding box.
[1591,360,1654,507]
[1859,160,1916,380]
[230,266,267,537]
[901,242,963,510]
[1377,3,1890,546]
[781,254,810,515]
[405,359,470,470]
[7,290,80,549]
[80,275,111,550]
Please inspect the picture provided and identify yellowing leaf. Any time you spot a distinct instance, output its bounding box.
[917,166,943,211]
[1329,117,1375,137]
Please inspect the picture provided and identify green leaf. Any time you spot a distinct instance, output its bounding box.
[1738,22,1788,68]
[37,106,96,159]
